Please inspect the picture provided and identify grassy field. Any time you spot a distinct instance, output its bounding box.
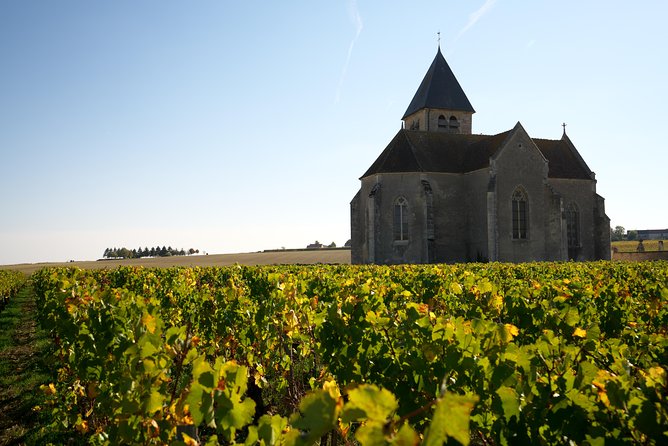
[612,240,665,252]
[0,248,352,275]
[0,287,55,445]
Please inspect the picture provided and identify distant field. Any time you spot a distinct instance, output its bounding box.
[612,240,665,252]
[0,249,351,275]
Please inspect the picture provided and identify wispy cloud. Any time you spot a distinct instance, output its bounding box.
[335,0,363,103]
[457,0,497,39]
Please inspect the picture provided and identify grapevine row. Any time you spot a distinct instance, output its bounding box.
[0,269,26,310]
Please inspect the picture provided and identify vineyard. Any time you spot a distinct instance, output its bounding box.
[29,262,668,445]
[0,270,26,310]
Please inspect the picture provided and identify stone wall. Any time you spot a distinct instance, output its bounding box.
[464,169,491,261]
[350,191,362,264]
[612,251,668,261]
[403,109,473,134]
[492,129,549,262]
[594,194,612,260]
[428,173,468,263]
[356,173,426,264]
[548,178,597,260]
[354,172,474,264]
[544,186,566,261]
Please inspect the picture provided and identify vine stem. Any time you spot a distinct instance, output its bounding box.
[477,430,491,445]
[169,322,192,407]
[395,398,438,425]
[381,326,399,364]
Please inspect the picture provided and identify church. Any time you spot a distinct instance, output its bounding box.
[350,47,611,264]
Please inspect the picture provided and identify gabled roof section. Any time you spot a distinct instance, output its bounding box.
[533,134,593,180]
[403,131,486,172]
[361,129,487,178]
[361,127,595,180]
[361,130,423,178]
[402,47,475,119]
[489,122,548,164]
[462,130,512,172]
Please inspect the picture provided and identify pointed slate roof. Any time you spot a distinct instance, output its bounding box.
[361,129,593,180]
[402,47,475,119]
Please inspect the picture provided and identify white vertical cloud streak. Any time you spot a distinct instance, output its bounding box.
[457,0,497,39]
[336,0,363,103]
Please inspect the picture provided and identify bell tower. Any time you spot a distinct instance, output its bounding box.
[402,47,475,134]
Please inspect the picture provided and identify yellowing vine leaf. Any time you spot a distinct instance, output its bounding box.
[573,327,587,338]
[142,312,157,334]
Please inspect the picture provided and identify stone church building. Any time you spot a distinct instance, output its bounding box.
[350,48,610,264]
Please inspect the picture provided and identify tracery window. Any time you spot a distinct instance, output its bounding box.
[512,188,528,240]
[566,203,580,248]
[393,197,409,241]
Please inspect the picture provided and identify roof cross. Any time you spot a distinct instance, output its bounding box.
[437,31,441,48]
[562,122,567,134]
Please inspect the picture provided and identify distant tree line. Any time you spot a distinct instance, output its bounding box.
[610,226,638,242]
[102,246,200,259]
[304,240,352,249]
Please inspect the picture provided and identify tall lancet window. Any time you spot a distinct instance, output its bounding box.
[394,197,409,241]
[512,188,528,240]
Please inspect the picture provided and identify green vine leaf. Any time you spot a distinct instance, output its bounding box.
[341,385,398,423]
[289,389,339,444]
[424,392,478,446]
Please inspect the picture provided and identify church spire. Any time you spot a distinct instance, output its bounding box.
[402,47,475,119]
[402,47,475,134]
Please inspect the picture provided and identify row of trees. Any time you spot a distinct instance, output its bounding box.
[102,246,200,259]
[305,240,353,249]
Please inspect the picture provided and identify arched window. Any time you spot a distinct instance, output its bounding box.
[394,197,409,241]
[410,119,420,130]
[512,188,528,240]
[566,202,580,249]
[449,116,460,132]
[438,115,447,128]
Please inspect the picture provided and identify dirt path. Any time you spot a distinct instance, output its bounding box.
[0,286,51,445]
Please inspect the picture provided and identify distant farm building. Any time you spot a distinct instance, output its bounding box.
[636,229,668,240]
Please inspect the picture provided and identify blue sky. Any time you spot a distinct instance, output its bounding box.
[1,1,667,264]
